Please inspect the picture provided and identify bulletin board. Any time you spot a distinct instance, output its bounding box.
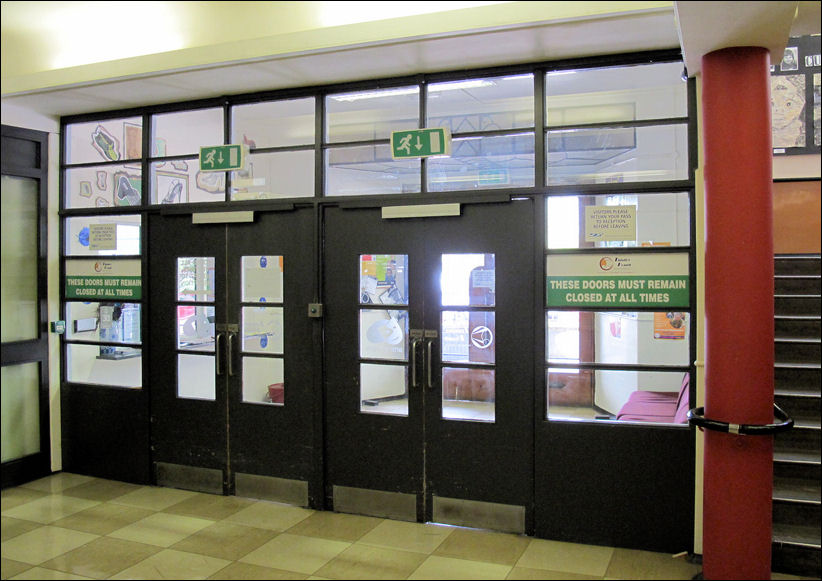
[771,35,821,156]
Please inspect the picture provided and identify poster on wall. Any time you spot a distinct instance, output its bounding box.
[770,35,821,156]
[546,253,689,308]
[653,311,687,339]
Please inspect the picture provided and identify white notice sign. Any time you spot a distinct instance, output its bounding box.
[585,205,637,242]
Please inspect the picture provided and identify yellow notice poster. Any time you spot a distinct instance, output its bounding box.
[654,312,687,339]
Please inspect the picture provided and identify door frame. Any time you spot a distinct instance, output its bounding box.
[1,124,51,488]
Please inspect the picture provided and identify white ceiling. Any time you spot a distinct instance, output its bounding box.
[1,1,819,120]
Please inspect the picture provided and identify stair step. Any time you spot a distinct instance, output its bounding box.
[775,255,822,277]
[775,338,822,364]
[775,315,821,338]
[775,363,822,395]
[775,275,822,295]
[775,295,822,316]
[773,476,822,504]
[775,394,822,429]
[771,542,821,578]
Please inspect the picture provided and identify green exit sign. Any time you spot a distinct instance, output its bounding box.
[199,144,247,172]
[391,128,451,159]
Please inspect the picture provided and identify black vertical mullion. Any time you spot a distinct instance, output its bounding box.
[534,70,546,189]
[420,80,428,195]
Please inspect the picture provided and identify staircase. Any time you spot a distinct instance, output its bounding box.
[771,254,821,578]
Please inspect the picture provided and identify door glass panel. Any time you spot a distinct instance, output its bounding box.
[442,367,495,423]
[428,74,535,132]
[326,145,421,196]
[65,164,143,209]
[177,306,215,351]
[242,355,284,406]
[150,159,225,205]
[66,343,142,388]
[177,257,215,301]
[441,311,495,365]
[1,176,38,342]
[360,363,408,416]
[231,151,315,201]
[65,117,143,165]
[242,307,284,354]
[1,363,41,462]
[241,256,283,302]
[151,108,223,157]
[232,97,315,148]
[360,255,408,305]
[65,215,142,256]
[177,353,216,400]
[441,254,495,306]
[66,302,141,343]
[325,86,419,143]
[360,309,408,360]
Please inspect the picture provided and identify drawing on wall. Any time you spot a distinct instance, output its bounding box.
[771,75,806,148]
[156,172,189,204]
[79,181,92,198]
[114,172,141,206]
[95,196,110,208]
[124,123,142,159]
[96,171,107,190]
[196,170,224,194]
[771,35,821,155]
[91,125,121,161]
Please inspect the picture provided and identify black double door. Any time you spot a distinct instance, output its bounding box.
[323,200,535,531]
[148,209,317,504]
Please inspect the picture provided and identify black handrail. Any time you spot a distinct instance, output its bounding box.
[687,404,794,435]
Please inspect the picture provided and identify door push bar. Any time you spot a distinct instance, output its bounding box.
[686,404,794,435]
[410,329,438,390]
[215,324,239,377]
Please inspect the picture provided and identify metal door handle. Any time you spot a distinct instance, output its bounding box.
[426,338,435,390]
[227,332,236,377]
[216,332,225,376]
[410,338,421,388]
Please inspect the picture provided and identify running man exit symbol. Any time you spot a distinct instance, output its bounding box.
[391,128,452,159]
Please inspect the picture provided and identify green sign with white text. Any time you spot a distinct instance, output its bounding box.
[391,128,451,158]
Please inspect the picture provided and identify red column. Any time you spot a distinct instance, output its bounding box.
[701,47,775,580]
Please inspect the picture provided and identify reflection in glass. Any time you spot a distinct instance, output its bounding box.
[360,309,407,361]
[441,367,495,422]
[177,353,215,400]
[1,363,40,462]
[441,311,495,365]
[359,255,408,306]
[151,108,223,157]
[177,305,215,351]
[326,145,420,196]
[65,215,142,256]
[231,151,314,200]
[428,74,534,132]
[242,307,284,354]
[67,343,142,388]
[242,256,283,303]
[326,86,419,143]
[441,254,495,306]
[427,133,535,191]
[66,302,141,344]
[243,356,284,405]
[360,363,408,416]
[177,257,215,302]
[1,176,38,342]
[232,98,315,148]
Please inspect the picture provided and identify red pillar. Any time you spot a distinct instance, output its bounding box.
[701,47,775,580]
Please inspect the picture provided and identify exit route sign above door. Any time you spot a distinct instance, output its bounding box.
[199,144,248,171]
[391,128,452,159]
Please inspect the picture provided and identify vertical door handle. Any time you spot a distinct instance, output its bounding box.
[424,330,438,390]
[410,338,421,388]
[227,331,236,377]
[215,332,225,376]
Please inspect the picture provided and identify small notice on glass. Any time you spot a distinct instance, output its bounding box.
[89,224,117,251]
[585,205,636,242]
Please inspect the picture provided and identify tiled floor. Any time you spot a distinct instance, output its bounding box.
[0,472,810,580]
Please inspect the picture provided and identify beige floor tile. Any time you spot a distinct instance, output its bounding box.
[0,526,98,566]
[108,512,215,547]
[0,487,48,511]
[162,492,255,521]
[225,501,313,531]
[207,562,310,580]
[19,474,95,494]
[358,520,454,555]
[605,548,702,580]
[517,538,613,577]
[1,557,32,580]
[1,517,42,542]
[239,533,350,575]
[6,566,94,580]
[1,495,99,525]
[109,486,198,511]
[40,536,161,579]
[52,502,155,536]
[315,542,427,579]
[506,566,601,580]
[408,555,511,580]
[286,511,383,542]
[433,527,531,566]
[60,478,142,503]
[109,548,230,580]
[170,521,278,561]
